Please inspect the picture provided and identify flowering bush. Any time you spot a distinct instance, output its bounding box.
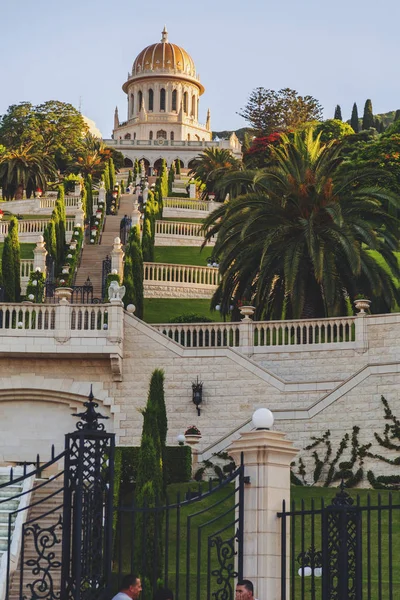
[185,425,201,436]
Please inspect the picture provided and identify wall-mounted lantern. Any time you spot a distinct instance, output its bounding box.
[192,377,203,416]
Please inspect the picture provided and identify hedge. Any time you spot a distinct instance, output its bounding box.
[115,445,192,497]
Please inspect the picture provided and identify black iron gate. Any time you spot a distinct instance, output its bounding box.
[1,388,114,600]
[278,483,400,600]
[101,255,111,301]
[115,456,244,600]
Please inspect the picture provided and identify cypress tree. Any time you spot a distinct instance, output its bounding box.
[168,163,175,195]
[123,254,135,307]
[133,159,139,181]
[128,224,141,246]
[362,99,374,130]
[394,110,400,122]
[46,220,57,264]
[8,216,21,301]
[175,159,181,175]
[160,159,169,199]
[103,163,110,191]
[109,158,116,190]
[148,369,167,488]
[127,170,133,186]
[129,241,144,319]
[350,103,359,133]
[2,236,16,302]
[56,185,66,267]
[141,219,154,262]
[86,175,93,220]
[120,180,125,194]
[334,105,342,120]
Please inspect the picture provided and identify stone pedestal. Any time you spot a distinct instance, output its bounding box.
[33,235,47,275]
[111,237,124,280]
[228,429,298,600]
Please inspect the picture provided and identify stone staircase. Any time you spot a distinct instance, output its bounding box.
[0,476,22,565]
[74,194,134,299]
[6,478,63,600]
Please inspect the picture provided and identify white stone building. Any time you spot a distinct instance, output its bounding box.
[105,26,241,172]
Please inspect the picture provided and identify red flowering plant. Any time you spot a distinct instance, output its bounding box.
[56,278,69,287]
[0,209,4,216]
[185,425,201,436]
[244,132,283,168]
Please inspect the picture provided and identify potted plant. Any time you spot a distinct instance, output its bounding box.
[185,425,202,445]
[354,294,371,314]
[55,278,73,302]
[0,209,3,221]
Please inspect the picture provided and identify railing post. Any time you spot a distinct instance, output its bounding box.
[238,306,255,356]
[54,298,72,343]
[355,310,368,354]
[111,237,124,280]
[228,414,298,600]
[33,235,48,275]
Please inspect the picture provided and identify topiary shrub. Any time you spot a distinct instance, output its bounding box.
[170,314,213,323]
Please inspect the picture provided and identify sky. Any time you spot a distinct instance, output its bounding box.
[1,0,399,138]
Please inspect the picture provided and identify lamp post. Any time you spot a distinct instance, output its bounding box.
[192,377,203,416]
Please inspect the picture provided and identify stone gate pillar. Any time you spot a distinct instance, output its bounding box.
[228,409,298,600]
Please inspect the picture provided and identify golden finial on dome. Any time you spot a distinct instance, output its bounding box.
[161,25,168,43]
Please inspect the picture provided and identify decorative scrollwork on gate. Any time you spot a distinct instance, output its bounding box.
[24,514,63,600]
[210,529,239,600]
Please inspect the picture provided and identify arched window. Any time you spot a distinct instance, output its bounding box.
[160,88,166,111]
[191,95,196,117]
[134,133,136,140]
[130,94,134,116]
[157,130,167,139]
[138,91,143,110]
[183,92,188,114]
[172,89,177,112]
[149,131,153,140]
[187,133,191,141]
[124,133,131,140]
[170,131,174,141]
[148,89,154,111]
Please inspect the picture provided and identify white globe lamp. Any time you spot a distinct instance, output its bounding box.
[252,408,274,430]
[177,434,185,446]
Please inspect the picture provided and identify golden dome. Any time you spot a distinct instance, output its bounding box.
[132,27,197,79]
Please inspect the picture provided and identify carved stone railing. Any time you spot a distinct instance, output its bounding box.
[39,196,80,209]
[144,262,220,286]
[155,220,213,239]
[0,218,76,242]
[153,315,361,353]
[20,259,34,278]
[163,198,211,211]
[0,302,124,379]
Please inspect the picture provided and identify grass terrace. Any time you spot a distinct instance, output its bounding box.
[154,246,210,267]
[0,243,36,259]
[144,299,219,323]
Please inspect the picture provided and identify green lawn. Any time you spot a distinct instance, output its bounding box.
[113,483,400,600]
[0,243,36,259]
[162,217,205,223]
[144,298,220,323]
[154,246,210,266]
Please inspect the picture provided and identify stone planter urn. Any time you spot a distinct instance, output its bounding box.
[239,305,256,321]
[185,433,202,445]
[354,298,371,314]
[55,287,73,302]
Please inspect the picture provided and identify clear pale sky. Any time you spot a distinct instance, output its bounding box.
[1,0,399,138]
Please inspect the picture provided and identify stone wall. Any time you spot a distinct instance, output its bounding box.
[2,311,400,486]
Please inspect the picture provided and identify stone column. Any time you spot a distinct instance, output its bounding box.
[33,235,47,275]
[228,422,298,600]
[189,183,196,198]
[75,201,85,229]
[239,306,255,356]
[111,237,124,280]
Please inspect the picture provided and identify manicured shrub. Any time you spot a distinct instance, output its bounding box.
[2,236,16,301]
[8,216,21,301]
[129,241,144,318]
[142,218,154,261]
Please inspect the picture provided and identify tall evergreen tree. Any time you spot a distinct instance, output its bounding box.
[334,105,342,120]
[133,159,139,181]
[8,216,21,300]
[362,99,374,130]
[103,163,110,191]
[168,162,175,195]
[175,159,181,175]
[160,159,169,198]
[129,241,144,319]
[148,369,167,488]
[123,254,135,307]
[85,175,93,220]
[141,219,154,261]
[109,157,116,189]
[2,236,16,301]
[127,169,133,186]
[350,103,359,133]
[128,224,141,246]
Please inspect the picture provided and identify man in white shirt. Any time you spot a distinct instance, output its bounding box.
[112,574,142,600]
[235,579,258,600]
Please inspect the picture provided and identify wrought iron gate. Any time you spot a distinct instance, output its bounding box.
[1,388,114,600]
[101,256,111,301]
[278,483,400,600]
[115,457,244,600]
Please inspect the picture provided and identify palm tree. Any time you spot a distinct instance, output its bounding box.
[205,129,400,319]
[0,145,56,200]
[75,133,111,178]
[188,147,241,201]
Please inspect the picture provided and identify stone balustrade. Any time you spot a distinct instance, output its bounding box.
[163,198,210,211]
[20,260,34,279]
[144,262,220,286]
[0,302,124,378]
[39,196,80,209]
[0,218,76,242]
[153,315,361,353]
[1,196,98,217]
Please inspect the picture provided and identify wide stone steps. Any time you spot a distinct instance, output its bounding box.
[7,478,64,600]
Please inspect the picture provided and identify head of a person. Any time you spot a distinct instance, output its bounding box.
[235,579,254,599]
[153,588,174,600]
[120,574,142,599]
